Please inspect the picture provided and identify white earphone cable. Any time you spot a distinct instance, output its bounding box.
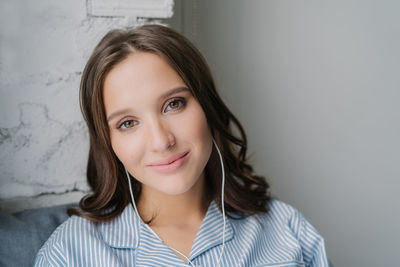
[213,138,226,267]
[125,138,226,267]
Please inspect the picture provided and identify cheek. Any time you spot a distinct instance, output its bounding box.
[181,105,212,151]
[110,133,144,169]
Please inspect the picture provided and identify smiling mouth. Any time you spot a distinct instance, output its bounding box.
[148,151,189,166]
[147,151,190,173]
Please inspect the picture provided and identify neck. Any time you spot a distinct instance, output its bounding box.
[136,175,209,227]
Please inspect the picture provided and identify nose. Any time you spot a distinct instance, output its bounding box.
[147,116,175,152]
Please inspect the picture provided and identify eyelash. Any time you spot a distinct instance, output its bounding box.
[116,98,186,130]
[117,119,138,130]
[163,98,186,112]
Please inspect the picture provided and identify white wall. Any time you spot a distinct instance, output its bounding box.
[0,0,174,212]
[188,1,400,266]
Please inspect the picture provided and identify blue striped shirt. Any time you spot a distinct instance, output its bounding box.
[34,199,328,266]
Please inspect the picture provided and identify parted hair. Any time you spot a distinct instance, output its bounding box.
[68,24,270,222]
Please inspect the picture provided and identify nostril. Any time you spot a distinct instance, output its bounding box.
[167,134,176,149]
[148,120,176,152]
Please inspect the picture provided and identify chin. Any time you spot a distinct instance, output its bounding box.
[146,173,201,196]
[158,181,197,196]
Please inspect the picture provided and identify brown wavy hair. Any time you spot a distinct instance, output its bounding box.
[68,24,270,222]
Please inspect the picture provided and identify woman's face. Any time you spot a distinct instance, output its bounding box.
[103,52,213,196]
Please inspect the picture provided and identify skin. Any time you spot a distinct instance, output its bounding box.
[103,52,213,259]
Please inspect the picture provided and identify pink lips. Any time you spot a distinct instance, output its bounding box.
[147,151,189,173]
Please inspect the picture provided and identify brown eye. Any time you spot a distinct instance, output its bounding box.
[164,98,185,112]
[118,120,138,130]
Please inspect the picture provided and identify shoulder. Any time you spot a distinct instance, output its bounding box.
[262,198,324,243]
[232,198,308,238]
[43,214,99,244]
[265,199,329,266]
[34,215,99,266]
[230,199,329,266]
[34,204,139,266]
[265,198,305,233]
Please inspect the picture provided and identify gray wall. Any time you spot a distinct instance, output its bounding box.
[187,1,400,266]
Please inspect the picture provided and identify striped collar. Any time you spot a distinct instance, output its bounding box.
[98,202,141,249]
[99,200,234,257]
[189,201,234,259]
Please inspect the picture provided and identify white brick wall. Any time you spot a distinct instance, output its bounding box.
[0,0,174,212]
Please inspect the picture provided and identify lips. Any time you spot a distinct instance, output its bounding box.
[147,151,189,173]
[148,151,189,166]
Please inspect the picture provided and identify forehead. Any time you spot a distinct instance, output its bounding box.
[102,52,187,114]
[105,52,182,88]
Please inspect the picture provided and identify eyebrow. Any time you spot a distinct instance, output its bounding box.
[106,86,190,122]
[158,86,189,101]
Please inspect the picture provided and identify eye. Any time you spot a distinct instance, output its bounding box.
[117,119,138,130]
[164,98,186,112]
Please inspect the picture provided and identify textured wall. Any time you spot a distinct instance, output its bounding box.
[0,0,174,212]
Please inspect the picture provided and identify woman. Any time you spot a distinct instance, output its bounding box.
[35,24,328,267]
